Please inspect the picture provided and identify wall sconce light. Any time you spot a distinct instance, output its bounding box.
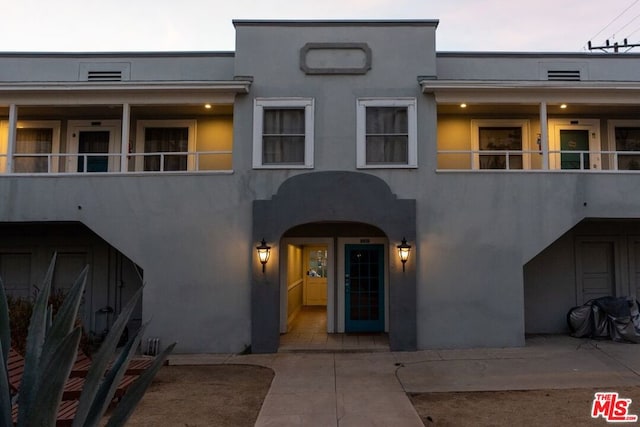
[256,238,271,273]
[397,237,411,272]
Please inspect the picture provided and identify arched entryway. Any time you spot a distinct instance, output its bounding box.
[251,171,416,353]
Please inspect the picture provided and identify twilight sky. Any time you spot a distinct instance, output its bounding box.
[3,0,640,53]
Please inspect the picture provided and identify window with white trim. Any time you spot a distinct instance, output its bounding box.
[471,119,530,170]
[0,121,61,173]
[356,98,417,168]
[135,120,196,172]
[608,120,640,170]
[253,98,314,168]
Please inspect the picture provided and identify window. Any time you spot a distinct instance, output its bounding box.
[471,120,530,170]
[135,120,196,172]
[1,121,61,173]
[253,98,314,168]
[356,98,417,168]
[608,120,640,170]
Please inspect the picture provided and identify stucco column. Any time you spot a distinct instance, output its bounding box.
[6,104,17,173]
[540,102,549,170]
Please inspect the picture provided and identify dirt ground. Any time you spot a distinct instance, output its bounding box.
[410,386,640,427]
[111,364,640,426]
[120,364,274,427]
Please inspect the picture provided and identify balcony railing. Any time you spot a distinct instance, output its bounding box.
[437,149,640,171]
[0,151,233,174]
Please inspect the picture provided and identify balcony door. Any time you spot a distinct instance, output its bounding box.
[549,119,601,170]
[67,120,121,173]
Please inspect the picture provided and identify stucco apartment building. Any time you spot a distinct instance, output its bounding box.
[1,19,639,354]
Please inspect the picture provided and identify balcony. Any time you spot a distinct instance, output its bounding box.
[0,104,235,174]
[435,102,640,172]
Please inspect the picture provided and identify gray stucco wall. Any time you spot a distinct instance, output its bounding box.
[0,175,253,353]
[5,22,640,354]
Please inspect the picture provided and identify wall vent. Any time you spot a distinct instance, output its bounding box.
[87,70,123,81]
[79,62,131,82]
[547,70,582,81]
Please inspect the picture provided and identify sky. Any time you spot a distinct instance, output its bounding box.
[3,0,640,53]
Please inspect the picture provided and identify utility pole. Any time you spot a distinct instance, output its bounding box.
[588,38,640,52]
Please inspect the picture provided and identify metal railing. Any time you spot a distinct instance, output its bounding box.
[0,151,233,174]
[437,149,640,171]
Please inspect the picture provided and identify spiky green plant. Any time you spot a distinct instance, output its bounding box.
[0,254,176,427]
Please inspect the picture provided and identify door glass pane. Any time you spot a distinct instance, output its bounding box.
[560,129,590,170]
[144,127,189,171]
[615,127,640,170]
[478,127,523,170]
[78,131,110,172]
[348,248,379,321]
[307,248,327,278]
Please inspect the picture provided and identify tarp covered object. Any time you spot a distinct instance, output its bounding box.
[567,296,640,343]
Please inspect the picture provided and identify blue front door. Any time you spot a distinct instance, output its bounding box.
[345,244,384,332]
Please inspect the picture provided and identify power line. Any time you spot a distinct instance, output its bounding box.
[588,0,640,41]
[607,11,640,38]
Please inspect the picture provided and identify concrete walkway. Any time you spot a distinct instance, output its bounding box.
[167,335,640,427]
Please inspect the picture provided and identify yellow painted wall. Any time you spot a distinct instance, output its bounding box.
[286,244,304,321]
[0,122,7,172]
[437,116,472,169]
[196,116,233,171]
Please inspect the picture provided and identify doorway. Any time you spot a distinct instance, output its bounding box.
[549,119,601,170]
[344,244,385,332]
[279,234,390,351]
[67,120,121,172]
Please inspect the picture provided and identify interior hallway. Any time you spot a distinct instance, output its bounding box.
[279,306,390,352]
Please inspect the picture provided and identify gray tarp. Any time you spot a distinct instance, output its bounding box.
[567,296,640,343]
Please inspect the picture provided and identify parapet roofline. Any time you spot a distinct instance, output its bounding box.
[437,51,640,58]
[233,19,439,28]
[0,51,235,58]
[0,80,251,93]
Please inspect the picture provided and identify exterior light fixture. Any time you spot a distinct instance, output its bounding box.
[204,104,212,109]
[397,237,411,272]
[460,103,467,108]
[560,104,567,109]
[256,238,271,273]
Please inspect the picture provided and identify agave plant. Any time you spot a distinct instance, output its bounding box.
[0,254,175,427]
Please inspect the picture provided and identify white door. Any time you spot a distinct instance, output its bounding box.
[67,120,121,172]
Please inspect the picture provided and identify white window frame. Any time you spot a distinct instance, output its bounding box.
[607,120,640,171]
[1,120,61,173]
[356,98,417,169]
[66,120,121,173]
[252,98,315,169]
[135,119,196,172]
[548,119,601,170]
[471,119,531,170]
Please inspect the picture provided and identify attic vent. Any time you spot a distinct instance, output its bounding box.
[79,62,131,82]
[547,70,581,81]
[87,70,122,81]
